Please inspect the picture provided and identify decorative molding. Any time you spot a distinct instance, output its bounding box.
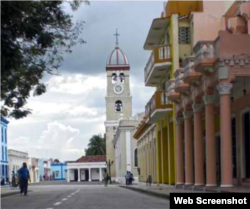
[217,83,233,95]
[182,111,193,119]
[203,95,215,104]
[192,103,204,113]
[175,117,184,124]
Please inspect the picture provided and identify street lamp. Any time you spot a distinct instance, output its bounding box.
[106,160,113,184]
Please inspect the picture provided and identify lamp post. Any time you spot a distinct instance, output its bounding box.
[106,160,113,184]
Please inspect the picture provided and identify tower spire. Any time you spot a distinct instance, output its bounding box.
[114,28,120,47]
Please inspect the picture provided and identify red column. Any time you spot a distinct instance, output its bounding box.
[192,103,204,186]
[203,95,217,187]
[175,117,184,185]
[217,83,233,187]
[183,111,194,185]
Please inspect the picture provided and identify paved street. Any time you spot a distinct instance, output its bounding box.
[1,184,169,209]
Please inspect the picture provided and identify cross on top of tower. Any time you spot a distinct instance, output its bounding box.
[114,29,120,46]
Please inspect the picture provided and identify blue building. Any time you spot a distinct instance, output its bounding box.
[1,116,9,184]
[51,163,67,180]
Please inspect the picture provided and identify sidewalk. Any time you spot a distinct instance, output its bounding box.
[1,186,21,198]
[120,184,204,200]
[120,183,250,200]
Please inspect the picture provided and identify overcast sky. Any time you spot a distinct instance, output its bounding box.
[8,1,164,161]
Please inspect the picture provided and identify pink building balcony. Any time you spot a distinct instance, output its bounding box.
[193,41,217,74]
[174,69,190,94]
[183,56,201,85]
[144,45,172,87]
[166,79,180,103]
[145,90,173,123]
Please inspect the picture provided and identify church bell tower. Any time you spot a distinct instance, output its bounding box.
[105,30,132,180]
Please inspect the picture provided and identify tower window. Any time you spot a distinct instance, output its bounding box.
[115,100,122,112]
[112,73,117,84]
[119,73,125,83]
[179,27,190,44]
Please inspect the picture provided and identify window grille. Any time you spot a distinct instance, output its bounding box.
[179,27,190,44]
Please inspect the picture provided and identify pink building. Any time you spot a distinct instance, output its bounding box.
[168,1,250,187]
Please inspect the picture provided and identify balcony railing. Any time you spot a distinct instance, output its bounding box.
[145,90,172,119]
[183,56,201,84]
[166,79,175,93]
[174,68,190,94]
[237,0,250,4]
[144,45,171,85]
[194,41,216,67]
[183,56,195,76]
[166,79,180,102]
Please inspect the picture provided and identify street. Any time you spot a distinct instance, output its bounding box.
[1,184,169,209]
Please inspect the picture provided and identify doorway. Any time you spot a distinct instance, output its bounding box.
[232,117,237,178]
[74,170,78,181]
[243,111,250,179]
[216,135,221,185]
[85,170,89,181]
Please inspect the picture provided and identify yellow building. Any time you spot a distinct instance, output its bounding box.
[134,0,232,185]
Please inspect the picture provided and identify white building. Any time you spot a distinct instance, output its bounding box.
[114,113,144,184]
[44,159,52,180]
[8,149,28,178]
[67,156,107,182]
[28,157,39,183]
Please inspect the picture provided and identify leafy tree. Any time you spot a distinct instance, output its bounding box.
[85,134,106,156]
[1,1,88,119]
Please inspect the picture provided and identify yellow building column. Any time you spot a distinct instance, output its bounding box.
[168,121,175,184]
[162,127,169,184]
[156,130,162,184]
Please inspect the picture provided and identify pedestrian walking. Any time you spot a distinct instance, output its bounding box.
[125,171,130,186]
[11,171,16,189]
[104,172,109,187]
[18,162,30,196]
[129,172,134,185]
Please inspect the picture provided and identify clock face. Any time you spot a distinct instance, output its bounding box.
[114,84,123,94]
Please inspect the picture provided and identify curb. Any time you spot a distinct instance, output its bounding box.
[1,191,20,198]
[120,185,170,200]
[1,190,32,198]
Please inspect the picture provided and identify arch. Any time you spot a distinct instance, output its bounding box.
[119,73,125,83]
[115,100,122,112]
[134,148,138,167]
[112,73,117,84]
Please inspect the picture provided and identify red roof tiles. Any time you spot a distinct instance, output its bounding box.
[76,155,106,163]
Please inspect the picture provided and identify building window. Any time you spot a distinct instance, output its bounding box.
[115,100,122,112]
[5,147,7,161]
[5,128,7,143]
[2,146,4,161]
[119,73,125,83]
[55,171,59,178]
[179,27,190,44]
[1,127,4,142]
[112,73,117,84]
[134,148,138,167]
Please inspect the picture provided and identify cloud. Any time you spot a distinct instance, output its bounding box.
[7,2,163,162]
[39,121,80,148]
[60,1,163,76]
[9,122,82,161]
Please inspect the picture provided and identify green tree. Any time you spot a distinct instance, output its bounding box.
[85,134,106,156]
[1,1,88,119]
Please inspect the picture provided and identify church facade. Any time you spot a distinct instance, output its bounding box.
[114,113,144,184]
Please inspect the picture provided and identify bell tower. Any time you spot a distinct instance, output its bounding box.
[105,30,132,180]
